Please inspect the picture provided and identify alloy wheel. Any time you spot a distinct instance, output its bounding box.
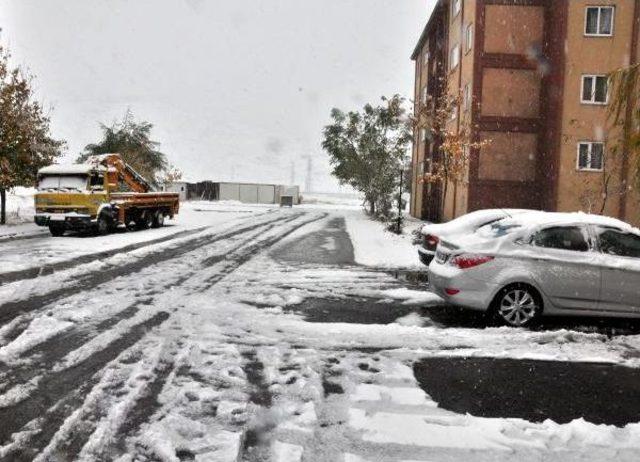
[498,288,539,327]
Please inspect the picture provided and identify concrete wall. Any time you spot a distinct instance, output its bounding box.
[216,182,299,205]
[219,183,240,202]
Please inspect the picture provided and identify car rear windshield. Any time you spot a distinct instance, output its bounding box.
[475,220,523,238]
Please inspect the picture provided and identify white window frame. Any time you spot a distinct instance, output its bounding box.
[576,142,605,172]
[452,0,461,18]
[450,44,460,71]
[584,6,615,37]
[581,74,609,105]
[465,23,474,53]
[421,86,428,105]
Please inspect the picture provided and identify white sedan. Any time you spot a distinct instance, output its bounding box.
[429,211,640,327]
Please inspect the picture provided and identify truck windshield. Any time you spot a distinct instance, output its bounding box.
[38,175,88,192]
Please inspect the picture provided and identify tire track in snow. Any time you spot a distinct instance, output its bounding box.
[0,212,326,460]
[0,211,298,328]
[0,311,170,462]
[0,212,309,393]
[37,339,178,462]
[0,226,210,286]
[100,213,328,461]
[0,213,306,398]
[0,299,151,397]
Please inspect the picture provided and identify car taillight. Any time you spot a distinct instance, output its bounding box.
[424,234,439,248]
[451,254,494,269]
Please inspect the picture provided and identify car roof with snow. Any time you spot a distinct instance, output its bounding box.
[444,211,639,251]
[493,211,636,232]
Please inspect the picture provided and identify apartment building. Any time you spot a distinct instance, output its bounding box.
[410,0,640,225]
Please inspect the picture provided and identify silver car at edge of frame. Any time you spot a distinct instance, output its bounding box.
[417,209,531,266]
[428,211,640,327]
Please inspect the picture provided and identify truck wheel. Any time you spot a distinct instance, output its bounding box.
[96,214,111,235]
[49,225,65,237]
[151,210,165,228]
[136,212,153,230]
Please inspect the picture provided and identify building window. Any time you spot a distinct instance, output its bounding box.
[423,51,430,67]
[452,0,461,18]
[577,142,604,171]
[581,75,608,104]
[420,128,427,142]
[585,6,614,36]
[421,86,428,105]
[465,23,473,53]
[463,84,471,111]
[450,105,458,121]
[450,44,460,71]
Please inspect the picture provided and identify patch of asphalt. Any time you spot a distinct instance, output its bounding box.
[0,226,210,286]
[197,213,329,292]
[0,311,170,461]
[413,356,640,427]
[270,216,355,266]
[0,213,300,328]
[273,296,431,325]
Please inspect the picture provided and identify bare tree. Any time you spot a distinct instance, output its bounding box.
[160,164,184,188]
[411,82,489,214]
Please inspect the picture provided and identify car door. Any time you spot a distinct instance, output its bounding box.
[592,226,640,313]
[526,225,601,311]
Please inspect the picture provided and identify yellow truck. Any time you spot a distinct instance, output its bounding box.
[34,153,180,236]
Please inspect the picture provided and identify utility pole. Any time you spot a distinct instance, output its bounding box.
[290,160,296,186]
[301,155,313,192]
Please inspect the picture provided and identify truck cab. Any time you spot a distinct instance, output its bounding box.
[34,165,111,235]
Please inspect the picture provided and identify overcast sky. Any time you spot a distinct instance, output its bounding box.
[0,0,434,192]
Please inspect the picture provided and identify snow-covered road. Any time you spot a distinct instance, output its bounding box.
[1,202,640,461]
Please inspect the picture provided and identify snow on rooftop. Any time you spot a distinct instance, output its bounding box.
[38,164,103,175]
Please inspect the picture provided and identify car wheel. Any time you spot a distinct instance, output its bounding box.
[493,284,542,327]
[49,225,65,237]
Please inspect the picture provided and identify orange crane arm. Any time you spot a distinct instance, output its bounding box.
[88,153,151,193]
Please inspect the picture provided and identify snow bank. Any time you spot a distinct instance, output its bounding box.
[299,192,363,210]
[0,187,36,228]
[342,209,422,268]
